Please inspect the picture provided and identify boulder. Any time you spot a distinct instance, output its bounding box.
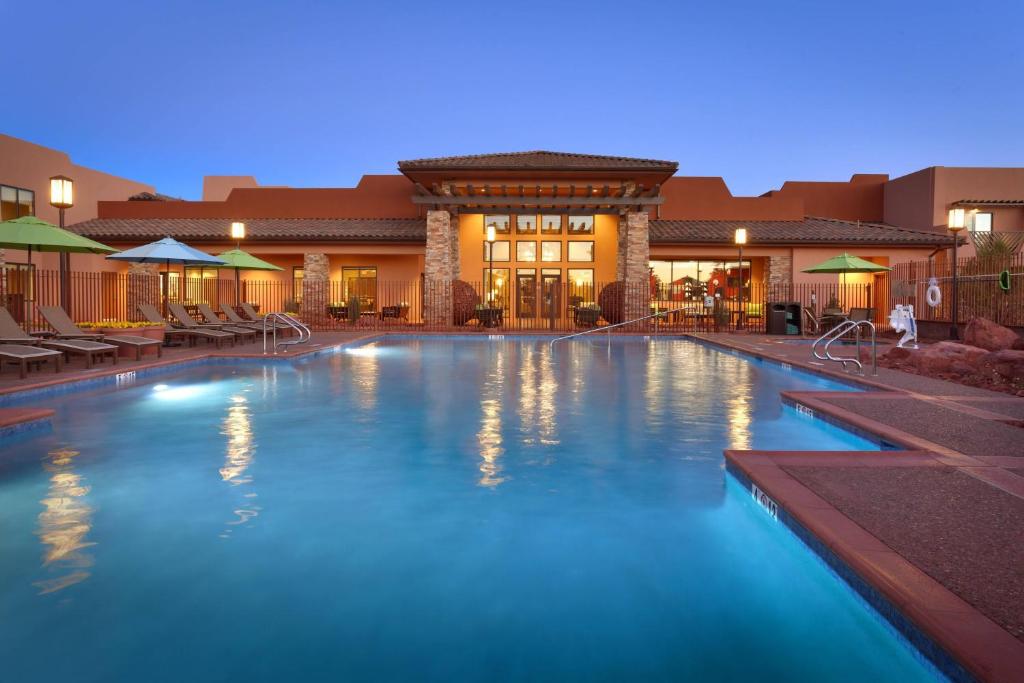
[883,346,912,362]
[982,350,1024,382]
[963,317,1021,352]
[913,341,989,375]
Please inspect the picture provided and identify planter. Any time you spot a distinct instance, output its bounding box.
[93,325,165,357]
[476,308,503,328]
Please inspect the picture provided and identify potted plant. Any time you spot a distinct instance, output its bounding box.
[475,303,502,328]
[78,320,167,343]
[576,302,601,327]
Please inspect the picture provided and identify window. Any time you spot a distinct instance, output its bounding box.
[568,268,595,304]
[567,215,595,234]
[649,259,751,302]
[541,241,561,262]
[516,241,537,262]
[972,212,993,232]
[484,214,510,235]
[541,215,562,234]
[0,185,34,220]
[2,263,34,304]
[342,267,378,311]
[516,215,537,234]
[483,240,510,261]
[182,267,219,304]
[567,241,594,262]
[293,266,304,304]
[483,268,510,307]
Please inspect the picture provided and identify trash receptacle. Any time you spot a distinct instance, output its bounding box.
[784,303,802,335]
[767,303,788,335]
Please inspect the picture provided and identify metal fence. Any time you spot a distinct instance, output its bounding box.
[1,268,877,335]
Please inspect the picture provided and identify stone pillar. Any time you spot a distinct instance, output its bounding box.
[617,210,650,321]
[127,262,161,320]
[767,253,793,300]
[424,210,456,325]
[302,253,329,325]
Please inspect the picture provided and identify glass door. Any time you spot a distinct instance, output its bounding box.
[540,271,561,321]
[516,270,537,319]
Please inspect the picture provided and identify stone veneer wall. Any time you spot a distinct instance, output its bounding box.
[127,262,161,320]
[767,253,793,298]
[302,253,329,323]
[424,210,456,325]
[617,210,650,320]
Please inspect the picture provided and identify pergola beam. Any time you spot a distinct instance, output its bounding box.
[411,195,663,207]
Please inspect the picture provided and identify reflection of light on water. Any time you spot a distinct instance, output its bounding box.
[219,392,261,538]
[350,345,379,411]
[537,348,559,445]
[151,384,209,402]
[516,346,559,447]
[476,348,505,487]
[345,345,380,357]
[34,448,95,595]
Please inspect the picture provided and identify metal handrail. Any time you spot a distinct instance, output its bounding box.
[262,312,311,355]
[812,319,876,375]
[549,306,690,350]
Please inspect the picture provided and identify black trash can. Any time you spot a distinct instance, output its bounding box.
[784,303,803,335]
[767,303,788,335]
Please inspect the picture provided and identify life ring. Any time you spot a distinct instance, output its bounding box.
[925,282,942,308]
[999,270,1011,292]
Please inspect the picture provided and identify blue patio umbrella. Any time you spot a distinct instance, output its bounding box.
[106,236,226,314]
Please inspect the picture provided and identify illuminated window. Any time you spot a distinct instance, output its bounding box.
[568,268,595,304]
[483,268,510,307]
[541,241,561,262]
[342,267,378,311]
[484,214,510,235]
[972,212,993,232]
[516,241,537,262]
[0,185,34,220]
[293,266,304,303]
[567,241,594,262]
[541,215,562,234]
[516,215,537,234]
[567,215,594,234]
[483,240,510,261]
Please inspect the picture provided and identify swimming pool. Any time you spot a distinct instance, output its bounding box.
[0,337,940,682]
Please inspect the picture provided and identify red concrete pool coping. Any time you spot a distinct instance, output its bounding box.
[727,449,1024,683]
[0,407,54,430]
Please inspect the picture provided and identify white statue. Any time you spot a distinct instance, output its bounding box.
[888,304,918,349]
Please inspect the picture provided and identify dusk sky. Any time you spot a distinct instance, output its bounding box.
[5,0,1021,199]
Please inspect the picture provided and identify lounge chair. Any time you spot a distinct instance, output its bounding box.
[168,303,255,344]
[221,304,291,334]
[139,304,233,348]
[0,344,63,379]
[199,304,268,335]
[0,307,44,346]
[239,303,269,322]
[39,306,163,361]
[40,338,119,369]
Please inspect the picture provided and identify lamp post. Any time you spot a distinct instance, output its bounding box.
[230,222,246,305]
[947,208,965,340]
[49,175,74,313]
[486,224,496,307]
[735,227,747,331]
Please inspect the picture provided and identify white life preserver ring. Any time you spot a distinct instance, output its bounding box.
[925,283,942,308]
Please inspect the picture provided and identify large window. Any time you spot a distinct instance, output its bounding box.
[650,259,752,302]
[485,214,510,235]
[342,267,378,311]
[293,266,304,304]
[541,241,561,262]
[972,212,993,232]
[1,185,34,220]
[483,268,510,307]
[567,215,594,234]
[483,240,511,261]
[516,215,537,234]
[567,241,594,262]
[182,266,219,304]
[516,241,537,262]
[568,268,595,305]
[541,215,562,235]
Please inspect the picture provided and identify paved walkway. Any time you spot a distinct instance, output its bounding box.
[704,332,1024,681]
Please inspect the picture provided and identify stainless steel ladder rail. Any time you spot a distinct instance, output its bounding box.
[262,312,311,355]
[812,319,877,375]
[549,307,689,351]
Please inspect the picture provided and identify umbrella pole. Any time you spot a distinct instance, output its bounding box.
[25,245,32,328]
[235,268,240,306]
[163,259,170,317]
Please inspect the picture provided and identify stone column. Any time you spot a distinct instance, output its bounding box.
[302,253,329,325]
[127,262,161,320]
[617,210,650,321]
[767,253,793,301]
[424,210,456,326]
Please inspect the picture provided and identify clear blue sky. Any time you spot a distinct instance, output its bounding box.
[4,0,1021,199]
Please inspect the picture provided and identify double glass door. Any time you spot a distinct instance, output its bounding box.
[516,269,561,321]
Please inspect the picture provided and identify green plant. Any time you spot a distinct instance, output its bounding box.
[77,320,159,329]
[347,296,361,323]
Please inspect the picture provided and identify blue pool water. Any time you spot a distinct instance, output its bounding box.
[0,337,939,682]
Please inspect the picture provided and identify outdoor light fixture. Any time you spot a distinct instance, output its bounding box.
[486,224,496,307]
[49,175,75,313]
[734,228,748,331]
[947,208,966,339]
[231,221,246,242]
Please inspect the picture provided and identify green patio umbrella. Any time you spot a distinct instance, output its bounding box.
[215,248,283,305]
[0,215,118,316]
[803,252,890,310]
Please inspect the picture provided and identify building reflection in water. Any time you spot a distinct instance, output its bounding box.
[219,392,260,537]
[476,346,506,487]
[34,447,95,595]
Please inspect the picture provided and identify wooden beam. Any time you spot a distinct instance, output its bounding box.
[414,182,434,196]
[484,184,492,196]
[456,206,621,215]
[410,195,664,207]
[500,184,508,197]
[601,185,610,197]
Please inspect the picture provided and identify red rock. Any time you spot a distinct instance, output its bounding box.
[883,347,912,362]
[913,342,989,375]
[982,350,1024,382]
[963,317,1021,352]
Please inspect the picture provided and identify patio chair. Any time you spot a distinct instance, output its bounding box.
[40,338,119,369]
[220,304,292,335]
[0,344,63,379]
[239,302,266,322]
[0,307,44,345]
[845,307,874,323]
[39,306,163,361]
[139,304,233,349]
[168,303,256,344]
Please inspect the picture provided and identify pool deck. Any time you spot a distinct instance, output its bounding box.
[701,333,1024,682]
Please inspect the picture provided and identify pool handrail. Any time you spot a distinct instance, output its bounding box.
[549,306,690,350]
[263,313,311,354]
[812,319,877,375]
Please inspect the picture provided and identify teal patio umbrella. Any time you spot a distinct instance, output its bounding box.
[215,248,283,304]
[106,237,226,315]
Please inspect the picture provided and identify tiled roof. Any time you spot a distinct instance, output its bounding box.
[953,199,1024,206]
[398,150,678,172]
[68,218,426,242]
[650,217,955,245]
